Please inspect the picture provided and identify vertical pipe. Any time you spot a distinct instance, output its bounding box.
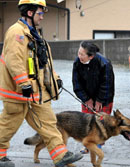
[66,8,70,40]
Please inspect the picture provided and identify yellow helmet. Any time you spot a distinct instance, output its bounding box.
[18,0,46,7]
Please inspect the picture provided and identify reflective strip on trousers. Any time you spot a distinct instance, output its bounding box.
[50,145,68,160]
[0,149,7,157]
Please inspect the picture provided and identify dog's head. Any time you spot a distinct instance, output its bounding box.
[114,109,130,141]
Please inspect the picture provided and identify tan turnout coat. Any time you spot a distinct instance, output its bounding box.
[0,20,59,103]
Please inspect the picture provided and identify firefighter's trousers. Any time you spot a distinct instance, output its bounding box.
[0,101,67,163]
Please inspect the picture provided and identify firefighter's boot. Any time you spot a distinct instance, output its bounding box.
[0,157,15,167]
[55,151,83,167]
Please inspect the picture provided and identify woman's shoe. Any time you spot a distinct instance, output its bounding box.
[80,147,89,154]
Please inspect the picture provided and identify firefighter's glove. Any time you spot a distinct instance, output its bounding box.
[22,85,33,98]
[57,79,63,89]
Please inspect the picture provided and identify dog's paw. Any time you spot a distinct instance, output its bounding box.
[34,159,40,163]
[67,164,76,167]
[93,165,102,167]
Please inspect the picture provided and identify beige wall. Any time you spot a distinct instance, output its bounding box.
[0,0,66,42]
[43,0,66,40]
[66,0,130,40]
[1,0,130,42]
[4,3,20,35]
[0,2,20,42]
[42,3,66,40]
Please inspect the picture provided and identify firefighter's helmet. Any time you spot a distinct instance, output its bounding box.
[18,0,48,12]
[18,0,46,7]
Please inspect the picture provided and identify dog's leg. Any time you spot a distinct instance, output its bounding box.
[34,142,46,163]
[58,128,69,145]
[90,151,96,166]
[66,164,76,167]
[92,147,103,167]
[84,143,104,167]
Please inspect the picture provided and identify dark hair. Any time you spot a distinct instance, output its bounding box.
[18,4,43,17]
[80,41,100,56]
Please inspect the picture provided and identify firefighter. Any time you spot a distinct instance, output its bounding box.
[0,0,83,167]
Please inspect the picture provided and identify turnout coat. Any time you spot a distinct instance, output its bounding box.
[0,20,59,103]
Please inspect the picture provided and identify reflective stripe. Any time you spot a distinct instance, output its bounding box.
[0,54,5,64]
[0,87,39,101]
[0,56,28,83]
[0,149,7,157]
[50,145,68,160]
[16,78,29,84]
[13,73,29,84]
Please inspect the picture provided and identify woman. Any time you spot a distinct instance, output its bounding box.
[72,41,115,153]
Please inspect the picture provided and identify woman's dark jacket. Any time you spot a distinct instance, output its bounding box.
[72,53,115,106]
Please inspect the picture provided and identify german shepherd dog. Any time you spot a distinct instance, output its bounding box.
[24,110,130,167]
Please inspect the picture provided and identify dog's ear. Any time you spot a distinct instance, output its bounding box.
[113,110,116,115]
[114,110,123,125]
[121,131,130,141]
[114,109,122,118]
[116,109,121,114]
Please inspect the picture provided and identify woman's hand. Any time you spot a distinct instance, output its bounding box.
[95,101,102,112]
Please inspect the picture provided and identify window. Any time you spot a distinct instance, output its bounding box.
[93,30,130,39]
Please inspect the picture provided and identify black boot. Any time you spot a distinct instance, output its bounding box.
[55,151,83,167]
[0,157,15,167]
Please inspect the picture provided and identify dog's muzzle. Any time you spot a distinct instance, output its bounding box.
[121,131,130,141]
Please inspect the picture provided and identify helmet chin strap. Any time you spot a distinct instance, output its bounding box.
[23,8,37,29]
[31,11,36,30]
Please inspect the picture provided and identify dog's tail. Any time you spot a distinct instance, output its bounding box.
[24,133,41,145]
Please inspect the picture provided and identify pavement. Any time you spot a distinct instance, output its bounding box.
[0,60,130,167]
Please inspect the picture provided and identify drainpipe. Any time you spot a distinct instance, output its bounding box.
[47,3,70,40]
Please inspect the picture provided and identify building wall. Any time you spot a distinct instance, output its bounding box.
[43,3,66,40]
[0,0,66,42]
[49,39,130,65]
[0,2,21,42]
[1,0,130,42]
[3,3,20,36]
[1,39,130,64]
[66,0,130,40]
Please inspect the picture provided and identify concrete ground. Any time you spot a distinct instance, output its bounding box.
[0,60,130,167]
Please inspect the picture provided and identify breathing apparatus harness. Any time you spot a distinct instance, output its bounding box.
[44,40,59,100]
[20,18,48,104]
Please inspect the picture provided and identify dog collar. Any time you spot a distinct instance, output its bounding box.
[100,116,103,120]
